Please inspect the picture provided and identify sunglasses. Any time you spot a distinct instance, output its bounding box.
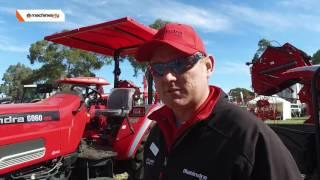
[149,52,205,77]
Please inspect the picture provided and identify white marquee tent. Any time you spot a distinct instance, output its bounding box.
[248,95,292,120]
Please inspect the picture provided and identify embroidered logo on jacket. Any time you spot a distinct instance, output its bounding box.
[145,158,155,166]
[182,168,208,180]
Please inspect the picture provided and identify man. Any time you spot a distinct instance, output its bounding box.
[135,23,302,180]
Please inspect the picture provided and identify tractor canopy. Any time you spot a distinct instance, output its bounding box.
[56,77,110,86]
[45,16,157,91]
[45,17,157,57]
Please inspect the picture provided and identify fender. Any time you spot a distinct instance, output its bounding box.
[113,104,161,160]
[126,117,153,158]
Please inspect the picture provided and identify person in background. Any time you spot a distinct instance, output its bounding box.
[135,22,302,180]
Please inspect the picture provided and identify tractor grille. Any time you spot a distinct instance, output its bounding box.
[0,148,45,170]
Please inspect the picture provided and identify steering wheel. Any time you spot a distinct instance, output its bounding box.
[70,85,101,102]
[85,86,102,104]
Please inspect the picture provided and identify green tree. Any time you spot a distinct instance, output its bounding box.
[252,38,271,61]
[1,63,33,97]
[228,87,254,104]
[312,49,320,64]
[149,19,170,29]
[27,40,112,83]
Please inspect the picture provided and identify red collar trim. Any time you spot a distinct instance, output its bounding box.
[149,86,222,151]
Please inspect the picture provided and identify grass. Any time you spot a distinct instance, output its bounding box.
[264,116,308,125]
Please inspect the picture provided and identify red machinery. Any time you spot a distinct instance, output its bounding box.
[248,43,313,122]
[0,17,160,180]
[255,99,276,120]
[247,42,320,179]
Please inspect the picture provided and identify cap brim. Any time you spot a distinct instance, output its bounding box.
[135,39,198,62]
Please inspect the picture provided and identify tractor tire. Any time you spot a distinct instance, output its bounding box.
[127,122,155,180]
[50,168,72,180]
[128,138,146,180]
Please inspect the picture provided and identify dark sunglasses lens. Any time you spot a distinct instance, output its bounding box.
[172,57,198,74]
[171,60,187,74]
[150,53,203,77]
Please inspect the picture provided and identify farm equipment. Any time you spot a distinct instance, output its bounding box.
[19,84,57,103]
[0,97,12,104]
[0,84,56,104]
[0,17,160,179]
[255,98,279,120]
[247,42,320,179]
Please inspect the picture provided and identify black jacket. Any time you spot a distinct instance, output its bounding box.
[143,93,302,180]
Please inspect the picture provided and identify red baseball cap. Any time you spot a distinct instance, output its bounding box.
[135,23,206,62]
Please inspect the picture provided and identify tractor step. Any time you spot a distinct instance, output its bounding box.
[73,142,117,180]
[78,141,117,160]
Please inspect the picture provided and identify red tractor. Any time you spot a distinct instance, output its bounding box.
[247,42,320,179]
[0,17,160,180]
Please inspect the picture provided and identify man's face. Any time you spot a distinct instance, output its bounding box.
[150,47,212,110]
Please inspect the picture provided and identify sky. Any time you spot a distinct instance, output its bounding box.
[1,0,320,93]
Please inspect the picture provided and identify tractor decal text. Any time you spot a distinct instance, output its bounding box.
[0,111,59,125]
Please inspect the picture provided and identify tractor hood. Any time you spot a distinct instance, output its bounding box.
[0,93,81,115]
[45,17,157,57]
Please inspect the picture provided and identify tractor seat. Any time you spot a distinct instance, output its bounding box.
[96,88,135,117]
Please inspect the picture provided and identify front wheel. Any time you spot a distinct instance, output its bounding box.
[127,121,156,180]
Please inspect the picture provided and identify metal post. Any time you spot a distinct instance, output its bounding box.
[311,66,320,177]
[147,70,153,104]
[113,51,121,88]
